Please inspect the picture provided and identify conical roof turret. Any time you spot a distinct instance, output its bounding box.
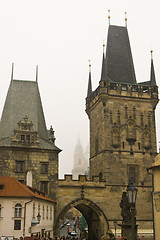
[87,62,92,97]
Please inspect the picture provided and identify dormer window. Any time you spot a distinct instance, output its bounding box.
[11,116,39,147]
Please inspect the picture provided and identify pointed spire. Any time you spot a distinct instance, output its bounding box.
[100,41,107,82]
[150,50,157,86]
[87,60,92,98]
[11,63,14,81]
[108,10,111,25]
[125,12,127,28]
[36,65,38,82]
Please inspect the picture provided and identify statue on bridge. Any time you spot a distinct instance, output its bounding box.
[120,191,132,225]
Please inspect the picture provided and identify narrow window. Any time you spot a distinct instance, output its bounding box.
[40,181,48,193]
[26,135,30,142]
[122,142,125,149]
[21,135,25,141]
[33,203,36,219]
[43,205,45,219]
[14,220,21,230]
[138,143,141,150]
[50,206,52,220]
[95,138,99,155]
[129,167,136,184]
[46,206,48,219]
[16,161,24,173]
[41,164,48,174]
[38,203,40,214]
[14,203,22,218]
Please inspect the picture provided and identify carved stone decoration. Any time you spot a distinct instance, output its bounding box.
[112,124,120,148]
[11,116,40,148]
[143,126,151,149]
[126,117,136,145]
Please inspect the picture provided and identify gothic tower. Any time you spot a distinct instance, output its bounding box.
[86,25,158,184]
[86,24,158,232]
[0,72,61,199]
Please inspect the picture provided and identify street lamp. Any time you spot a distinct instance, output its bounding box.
[126,184,138,240]
[113,219,117,240]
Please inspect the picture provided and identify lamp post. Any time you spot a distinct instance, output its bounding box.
[113,219,117,240]
[126,184,138,240]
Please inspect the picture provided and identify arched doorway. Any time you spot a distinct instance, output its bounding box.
[54,198,109,240]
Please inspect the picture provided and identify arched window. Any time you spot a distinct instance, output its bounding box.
[14,203,22,218]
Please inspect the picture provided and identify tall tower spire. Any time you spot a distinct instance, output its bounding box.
[150,50,157,86]
[87,60,92,98]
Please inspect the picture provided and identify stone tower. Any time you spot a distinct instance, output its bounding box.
[86,25,158,184]
[0,74,61,199]
[72,138,89,179]
[86,24,158,233]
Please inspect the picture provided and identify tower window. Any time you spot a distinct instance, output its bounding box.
[122,142,125,149]
[128,165,138,184]
[16,161,24,173]
[40,181,48,193]
[95,138,99,155]
[41,163,48,174]
[26,135,30,142]
[138,143,141,150]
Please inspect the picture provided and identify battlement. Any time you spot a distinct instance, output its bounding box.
[86,81,158,111]
[58,174,106,188]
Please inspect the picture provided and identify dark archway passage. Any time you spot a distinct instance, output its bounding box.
[54,198,109,240]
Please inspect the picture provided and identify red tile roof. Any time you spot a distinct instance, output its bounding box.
[0,176,56,203]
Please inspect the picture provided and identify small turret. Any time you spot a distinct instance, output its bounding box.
[150,50,157,86]
[87,60,92,98]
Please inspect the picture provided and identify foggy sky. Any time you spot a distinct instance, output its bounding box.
[0,0,160,178]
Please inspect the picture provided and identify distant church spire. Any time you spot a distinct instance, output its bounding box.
[87,60,92,98]
[11,63,14,81]
[150,50,157,86]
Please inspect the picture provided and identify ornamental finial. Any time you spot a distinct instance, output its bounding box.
[151,50,153,60]
[125,12,127,27]
[88,60,91,73]
[108,10,111,25]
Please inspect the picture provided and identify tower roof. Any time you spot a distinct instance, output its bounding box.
[0,79,60,151]
[105,25,136,84]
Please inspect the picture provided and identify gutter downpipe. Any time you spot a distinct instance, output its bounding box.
[147,168,155,240]
[23,198,33,237]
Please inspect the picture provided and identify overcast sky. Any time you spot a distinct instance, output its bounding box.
[0,0,160,178]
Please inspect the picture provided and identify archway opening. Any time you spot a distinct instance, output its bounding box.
[55,198,108,240]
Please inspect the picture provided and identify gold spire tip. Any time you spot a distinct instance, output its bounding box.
[108,9,111,25]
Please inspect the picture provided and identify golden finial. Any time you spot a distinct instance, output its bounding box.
[125,12,127,27]
[88,60,91,73]
[108,10,111,25]
[103,40,105,54]
[151,50,153,60]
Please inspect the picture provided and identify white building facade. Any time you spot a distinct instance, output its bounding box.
[0,177,56,239]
